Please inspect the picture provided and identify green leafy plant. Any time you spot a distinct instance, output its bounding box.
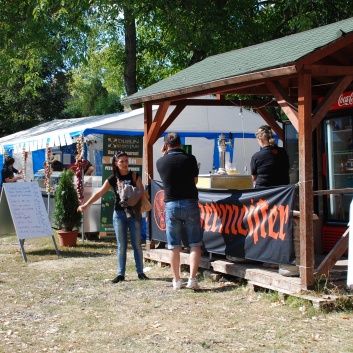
[53,169,82,231]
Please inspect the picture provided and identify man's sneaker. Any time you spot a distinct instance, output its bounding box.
[172,278,183,290]
[186,278,200,290]
[279,265,300,277]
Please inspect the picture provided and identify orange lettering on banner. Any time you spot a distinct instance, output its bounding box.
[223,204,236,234]
[260,200,269,237]
[237,207,248,236]
[278,204,289,240]
[198,198,288,242]
[244,204,256,242]
[268,205,279,239]
[210,203,220,233]
[201,203,214,232]
[230,204,240,235]
[217,203,227,233]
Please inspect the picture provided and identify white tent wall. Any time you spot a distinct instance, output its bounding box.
[0,96,271,185]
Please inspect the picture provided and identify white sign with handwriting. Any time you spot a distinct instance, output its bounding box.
[0,182,53,239]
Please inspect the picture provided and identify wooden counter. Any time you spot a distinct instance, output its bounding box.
[197,174,253,190]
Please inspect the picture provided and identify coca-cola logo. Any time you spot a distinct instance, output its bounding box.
[338,92,353,107]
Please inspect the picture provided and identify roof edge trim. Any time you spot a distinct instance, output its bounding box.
[123,66,297,105]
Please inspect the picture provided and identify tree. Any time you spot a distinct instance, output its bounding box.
[64,75,124,118]
[0,0,92,135]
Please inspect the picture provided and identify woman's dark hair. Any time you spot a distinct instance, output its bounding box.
[112,151,128,178]
[4,156,15,167]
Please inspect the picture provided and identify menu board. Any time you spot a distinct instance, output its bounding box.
[0,182,53,239]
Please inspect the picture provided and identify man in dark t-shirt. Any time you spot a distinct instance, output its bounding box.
[156,132,203,290]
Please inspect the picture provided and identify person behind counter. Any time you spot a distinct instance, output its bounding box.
[50,155,65,171]
[67,150,94,176]
[250,125,297,276]
[1,156,23,184]
[156,132,203,290]
[77,151,149,283]
[250,125,290,188]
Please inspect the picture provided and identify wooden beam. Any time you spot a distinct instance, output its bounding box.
[169,98,278,108]
[315,228,349,279]
[312,75,353,131]
[221,85,272,96]
[266,81,299,132]
[146,101,170,146]
[307,64,353,76]
[256,107,284,141]
[298,69,315,289]
[144,103,154,183]
[159,105,186,136]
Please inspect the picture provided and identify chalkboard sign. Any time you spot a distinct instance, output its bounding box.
[0,182,54,239]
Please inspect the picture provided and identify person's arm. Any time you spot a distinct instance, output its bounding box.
[77,179,111,212]
[5,175,21,182]
[194,177,198,185]
[252,174,257,187]
[14,167,23,175]
[84,165,94,175]
[135,174,144,199]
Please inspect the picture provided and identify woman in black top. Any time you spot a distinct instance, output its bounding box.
[1,156,23,184]
[250,125,290,188]
[77,151,148,283]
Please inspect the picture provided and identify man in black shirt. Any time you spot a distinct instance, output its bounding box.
[156,132,203,290]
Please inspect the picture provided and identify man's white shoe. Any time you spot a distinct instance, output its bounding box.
[173,278,183,290]
[186,278,200,290]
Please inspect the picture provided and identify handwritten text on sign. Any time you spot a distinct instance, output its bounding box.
[2,182,53,239]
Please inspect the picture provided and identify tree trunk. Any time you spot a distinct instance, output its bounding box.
[123,5,142,110]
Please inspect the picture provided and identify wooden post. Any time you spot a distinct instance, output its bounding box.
[298,69,315,289]
[144,103,153,185]
[144,103,153,250]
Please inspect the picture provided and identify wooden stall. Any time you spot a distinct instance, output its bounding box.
[123,18,353,291]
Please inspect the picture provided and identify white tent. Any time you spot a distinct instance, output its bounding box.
[0,96,269,182]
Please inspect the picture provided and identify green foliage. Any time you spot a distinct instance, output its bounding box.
[2,0,353,130]
[63,75,124,118]
[53,169,82,231]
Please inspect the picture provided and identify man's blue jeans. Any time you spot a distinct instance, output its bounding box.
[113,210,144,276]
[165,199,203,249]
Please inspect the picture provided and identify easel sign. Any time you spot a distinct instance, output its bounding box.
[0,182,60,262]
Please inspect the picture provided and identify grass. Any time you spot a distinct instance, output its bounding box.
[1,233,353,353]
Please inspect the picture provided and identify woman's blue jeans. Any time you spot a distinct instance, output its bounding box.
[113,210,144,276]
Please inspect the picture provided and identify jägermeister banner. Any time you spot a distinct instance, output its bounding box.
[100,134,143,235]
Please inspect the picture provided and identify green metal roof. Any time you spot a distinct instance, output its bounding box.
[124,17,353,104]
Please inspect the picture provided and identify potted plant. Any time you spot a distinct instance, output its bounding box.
[53,169,82,247]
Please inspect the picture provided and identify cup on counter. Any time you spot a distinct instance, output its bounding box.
[227,163,237,175]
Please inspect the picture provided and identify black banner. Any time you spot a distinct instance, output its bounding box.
[151,180,295,264]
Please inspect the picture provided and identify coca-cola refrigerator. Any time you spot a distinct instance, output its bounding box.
[284,91,353,254]
[321,93,353,224]
[320,91,353,254]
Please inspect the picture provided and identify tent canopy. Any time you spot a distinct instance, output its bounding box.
[0,96,265,153]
